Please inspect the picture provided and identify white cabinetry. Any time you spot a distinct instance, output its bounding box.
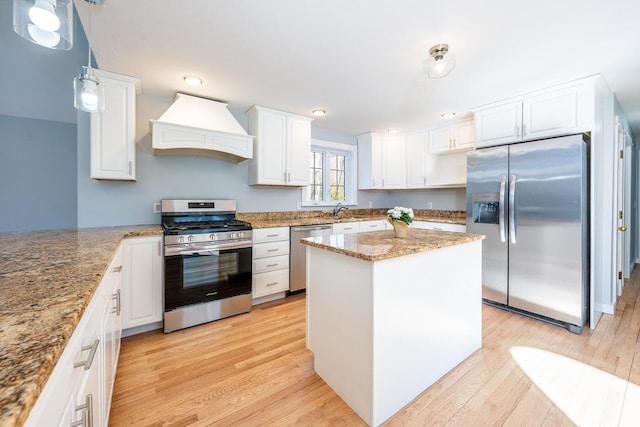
[90,69,141,181]
[358,132,406,189]
[406,131,428,188]
[121,236,163,334]
[412,221,466,232]
[358,220,387,232]
[252,227,290,300]
[473,78,592,148]
[332,222,360,235]
[247,105,313,186]
[25,246,124,427]
[428,120,475,153]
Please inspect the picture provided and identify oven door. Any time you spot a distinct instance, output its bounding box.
[164,242,252,311]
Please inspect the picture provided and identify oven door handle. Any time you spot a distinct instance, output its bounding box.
[165,240,251,257]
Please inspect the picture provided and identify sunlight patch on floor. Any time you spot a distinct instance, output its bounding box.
[510,346,639,426]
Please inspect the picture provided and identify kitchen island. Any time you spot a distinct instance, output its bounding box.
[302,228,484,426]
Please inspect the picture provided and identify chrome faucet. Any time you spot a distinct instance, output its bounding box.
[333,202,349,217]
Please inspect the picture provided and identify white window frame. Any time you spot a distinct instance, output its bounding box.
[302,139,358,207]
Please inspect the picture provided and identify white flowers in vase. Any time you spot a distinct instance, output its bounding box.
[387,206,414,225]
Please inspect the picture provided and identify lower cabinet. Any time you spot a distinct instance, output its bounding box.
[358,220,387,232]
[252,227,290,301]
[25,246,124,427]
[333,220,388,235]
[412,221,466,232]
[121,236,163,333]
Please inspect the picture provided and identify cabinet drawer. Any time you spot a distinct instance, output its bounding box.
[332,222,359,234]
[359,220,387,232]
[253,254,289,273]
[253,240,290,259]
[253,227,290,243]
[253,269,289,297]
[412,221,466,232]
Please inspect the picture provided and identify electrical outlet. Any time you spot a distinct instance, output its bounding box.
[427,202,433,209]
[368,201,373,208]
[153,202,161,213]
[296,202,302,210]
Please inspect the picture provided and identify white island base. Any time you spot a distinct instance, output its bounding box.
[306,240,482,426]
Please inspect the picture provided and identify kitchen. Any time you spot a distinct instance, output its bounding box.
[2,0,640,426]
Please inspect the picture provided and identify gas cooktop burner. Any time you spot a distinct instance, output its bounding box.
[162,219,252,234]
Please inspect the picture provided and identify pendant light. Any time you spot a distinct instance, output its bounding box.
[424,44,456,79]
[74,0,105,113]
[13,0,73,50]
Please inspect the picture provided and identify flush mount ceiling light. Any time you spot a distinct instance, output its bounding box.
[387,128,399,134]
[441,112,456,119]
[74,0,105,112]
[183,75,203,86]
[424,43,456,79]
[13,0,73,50]
[312,109,326,117]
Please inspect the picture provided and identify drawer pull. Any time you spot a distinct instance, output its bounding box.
[71,394,93,427]
[266,263,279,267]
[112,265,123,273]
[266,282,279,286]
[266,234,279,237]
[344,227,353,230]
[74,339,99,370]
[266,249,279,252]
[111,289,121,315]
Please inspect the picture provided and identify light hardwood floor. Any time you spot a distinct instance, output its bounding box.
[110,269,640,426]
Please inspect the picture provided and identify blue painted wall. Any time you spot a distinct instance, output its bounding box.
[0,115,77,231]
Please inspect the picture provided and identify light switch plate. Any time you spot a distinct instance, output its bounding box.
[427,202,433,209]
[296,202,302,210]
[153,202,161,213]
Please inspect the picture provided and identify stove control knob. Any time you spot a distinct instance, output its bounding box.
[210,234,216,241]
[178,236,185,243]
[188,236,194,242]
[230,232,237,239]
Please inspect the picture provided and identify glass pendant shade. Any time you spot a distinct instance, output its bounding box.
[424,44,456,79]
[74,68,105,113]
[13,0,73,50]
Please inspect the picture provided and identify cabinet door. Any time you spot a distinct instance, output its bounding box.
[286,116,311,186]
[453,120,475,150]
[406,132,427,188]
[474,100,523,148]
[90,70,139,181]
[122,236,163,329]
[258,110,288,184]
[523,84,583,140]
[382,134,406,188]
[428,126,453,153]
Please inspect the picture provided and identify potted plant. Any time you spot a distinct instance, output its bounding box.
[387,206,414,238]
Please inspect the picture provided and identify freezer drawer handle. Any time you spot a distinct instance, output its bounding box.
[499,175,507,243]
[509,175,517,244]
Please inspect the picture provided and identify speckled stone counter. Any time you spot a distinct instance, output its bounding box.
[301,228,484,262]
[0,225,163,427]
[238,208,466,229]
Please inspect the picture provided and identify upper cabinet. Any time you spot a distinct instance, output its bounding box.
[90,70,141,181]
[358,132,407,189]
[428,119,475,154]
[247,105,313,186]
[473,78,592,149]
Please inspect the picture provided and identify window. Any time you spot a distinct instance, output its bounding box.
[303,139,357,206]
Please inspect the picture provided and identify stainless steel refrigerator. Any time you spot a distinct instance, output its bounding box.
[466,134,588,333]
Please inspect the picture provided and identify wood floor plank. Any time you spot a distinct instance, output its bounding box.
[110,272,640,426]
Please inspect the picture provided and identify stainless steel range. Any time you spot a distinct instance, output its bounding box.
[161,199,253,333]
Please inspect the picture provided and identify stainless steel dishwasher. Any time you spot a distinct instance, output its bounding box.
[290,224,333,292]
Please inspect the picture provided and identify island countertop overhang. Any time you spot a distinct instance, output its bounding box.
[301,228,485,262]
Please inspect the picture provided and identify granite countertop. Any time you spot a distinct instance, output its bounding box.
[239,209,466,229]
[301,228,484,262]
[0,225,163,427]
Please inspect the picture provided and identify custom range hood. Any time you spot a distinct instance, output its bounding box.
[150,93,254,162]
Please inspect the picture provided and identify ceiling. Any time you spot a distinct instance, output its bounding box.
[47,1,640,136]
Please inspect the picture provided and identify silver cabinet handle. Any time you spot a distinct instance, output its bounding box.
[111,289,121,315]
[74,339,99,370]
[112,265,123,273]
[515,125,520,138]
[266,263,279,267]
[266,248,279,252]
[499,175,507,243]
[509,175,516,244]
[128,161,132,176]
[522,123,526,136]
[157,241,162,256]
[266,282,279,286]
[266,234,279,238]
[71,394,93,427]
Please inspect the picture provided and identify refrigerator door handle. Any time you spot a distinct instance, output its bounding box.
[509,175,517,244]
[499,175,507,242]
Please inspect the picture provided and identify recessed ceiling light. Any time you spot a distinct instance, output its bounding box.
[441,112,456,119]
[312,109,326,116]
[387,128,399,134]
[182,75,203,86]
